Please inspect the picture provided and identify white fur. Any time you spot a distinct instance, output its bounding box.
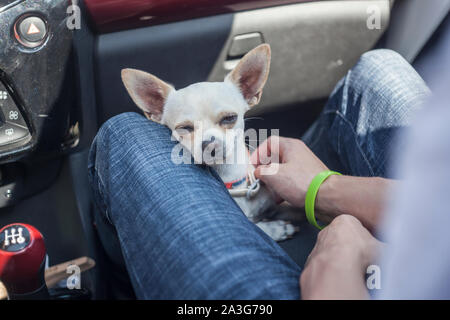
[121,45,298,241]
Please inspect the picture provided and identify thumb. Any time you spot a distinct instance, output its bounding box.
[254,163,280,182]
[254,164,284,204]
[254,165,265,180]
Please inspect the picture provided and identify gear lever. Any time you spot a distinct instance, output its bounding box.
[0,223,49,300]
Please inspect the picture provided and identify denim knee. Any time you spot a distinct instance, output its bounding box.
[88,112,173,222]
[90,112,146,171]
[351,49,429,110]
[97,112,148,142]
[319,49,431,177]
[357,49,406,72]
[95,112,173,153]
[341,49,430,132]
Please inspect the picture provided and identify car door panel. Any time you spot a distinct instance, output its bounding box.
[85,0,312,33]
[94,0,390,125]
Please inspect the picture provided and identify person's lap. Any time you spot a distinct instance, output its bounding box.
[278,49,430,270]
[302,49,430,177]
[88,49,429,299]
[88,114,302,299]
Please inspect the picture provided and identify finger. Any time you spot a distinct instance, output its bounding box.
[254,166,283,204]
[254,163,280,180]
[265,135,281,164]
[250,136,276,166]
[250,138,269,166]
[251,136,285,167]
[253,164,265,180]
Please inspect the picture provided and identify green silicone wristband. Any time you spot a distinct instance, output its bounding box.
[305,170,342,230]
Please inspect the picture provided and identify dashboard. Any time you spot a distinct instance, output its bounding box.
[0,0,78,208]
[0,0,75,164]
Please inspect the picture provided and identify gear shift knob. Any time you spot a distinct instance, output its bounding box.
[0,223,49,299]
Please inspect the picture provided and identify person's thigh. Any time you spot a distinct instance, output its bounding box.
[88,112,301,299]
[303,49,431,177]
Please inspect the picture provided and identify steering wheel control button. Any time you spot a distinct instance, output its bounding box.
[18,17,47,42]
[0,82,27,128]
[15,16,48,48]
[0,123,29,146]
[2,101,27,128]
[0,225,30,252]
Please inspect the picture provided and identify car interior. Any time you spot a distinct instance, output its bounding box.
[0,0,449,299]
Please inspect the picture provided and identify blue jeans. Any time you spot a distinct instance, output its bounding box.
[88,49,429,299]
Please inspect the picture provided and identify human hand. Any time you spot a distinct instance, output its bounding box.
[300,215,384,299]
[251,136,328,208]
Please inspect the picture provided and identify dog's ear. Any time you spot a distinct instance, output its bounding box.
[121,69,173,122]
[225,44,271,107]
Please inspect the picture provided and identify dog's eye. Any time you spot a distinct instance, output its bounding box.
[220,114,238,126]
[176,125,194,133]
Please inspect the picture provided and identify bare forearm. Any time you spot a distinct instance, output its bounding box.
[315,175,395,231]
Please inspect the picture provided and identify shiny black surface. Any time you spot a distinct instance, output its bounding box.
[0,0,23,12]
[0,0,73,163]
[0,80,30,147]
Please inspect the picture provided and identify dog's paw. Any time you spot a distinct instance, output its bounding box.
[256,220,298,242]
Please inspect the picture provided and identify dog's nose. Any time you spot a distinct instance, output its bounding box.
[201,136,216,152]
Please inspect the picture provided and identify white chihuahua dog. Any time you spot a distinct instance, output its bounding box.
[121,44,297,241]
